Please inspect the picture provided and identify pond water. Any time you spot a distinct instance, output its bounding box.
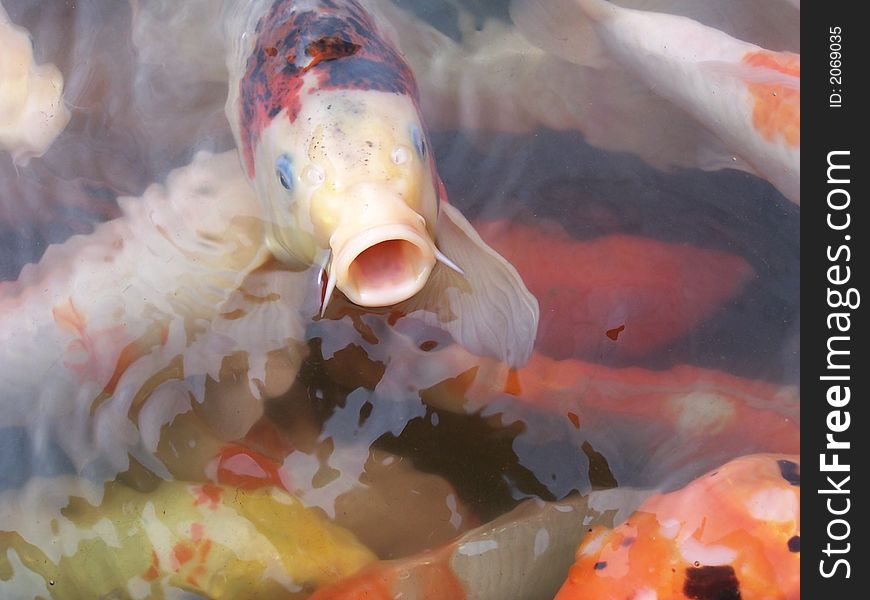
[1,0,798,598]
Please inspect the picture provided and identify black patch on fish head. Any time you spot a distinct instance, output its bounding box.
[788,535,800,552]
[777,459,800,486]
[323,57,411,94]
[239,0,420,176]
[684,565,742,600]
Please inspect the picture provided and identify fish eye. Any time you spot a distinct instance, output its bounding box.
[410,125,426,157]
[276,154,294,191]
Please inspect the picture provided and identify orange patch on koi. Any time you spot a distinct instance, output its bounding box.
[743,51,800,147]
[192,483,223,510]
[143,550,160,582]
[556,455,800,600]
[52,297,127,385]
[503,368,522,396]
[199,539,213,561]
[566,411,581,429]
[172,541,195,569]
[242,420,296,457]
[190,522,205,543]
[100,321,169,397]
[303,35,361,73]
[309,550,467,600]
[52,297,88,336]
[605,324,625,341]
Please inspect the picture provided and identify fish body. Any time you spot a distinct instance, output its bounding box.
[555,454,800,599]
[477,220,754,359]
[0,151,298,480]
[511,0,800,203]
[0,477,375,599]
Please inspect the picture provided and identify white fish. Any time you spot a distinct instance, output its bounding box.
[510,0,800,203]
[0,151,288,480]
[0,2,70,164]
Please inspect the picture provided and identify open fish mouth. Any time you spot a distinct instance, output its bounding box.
[328,222,436,308]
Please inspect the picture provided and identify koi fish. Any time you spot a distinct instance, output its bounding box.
[556,454,800,599]
[0,151,282,481]
[0,477,376,598]
[476,219,754,359]
[0,2,70,164]
[423,348,799,483]
[510,0,800,203]
[204,0,539,364]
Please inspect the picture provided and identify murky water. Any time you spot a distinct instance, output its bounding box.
[1,0,798,598]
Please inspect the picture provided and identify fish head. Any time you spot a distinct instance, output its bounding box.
[253,88,440,308]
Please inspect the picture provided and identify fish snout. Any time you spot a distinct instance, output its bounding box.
[328,193,435,307]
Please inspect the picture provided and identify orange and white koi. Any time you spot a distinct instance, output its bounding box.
[556,454,800,599]
[511,0,800,203]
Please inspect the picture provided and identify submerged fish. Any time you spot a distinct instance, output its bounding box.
[0,151,280,480]
[477,219,754,359]
[510,0,800,203]
[0,476,376,599]
[0,2,70,164]
[556,454,800,599]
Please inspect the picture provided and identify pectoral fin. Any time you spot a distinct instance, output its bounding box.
[396,203,539,367]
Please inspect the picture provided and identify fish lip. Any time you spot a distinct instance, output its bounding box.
[330,222,436,307]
